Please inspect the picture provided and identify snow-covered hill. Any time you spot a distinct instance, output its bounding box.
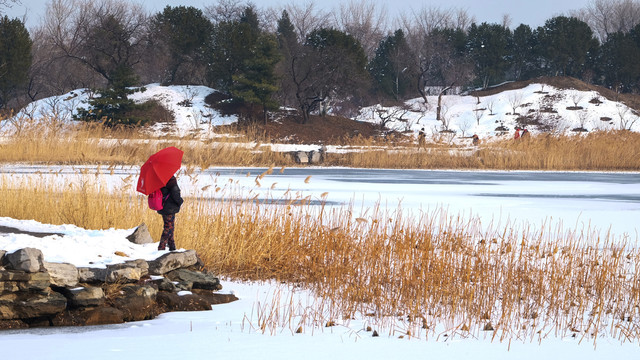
[357,83,640,143]
[7,82,639,143]
[10,84,237,137]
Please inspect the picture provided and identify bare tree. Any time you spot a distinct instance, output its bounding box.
[508,92,523,114]
[573,0,640,41]
[616,103,639,130]
[473,107,484,125]
[334,0,388,58]
[438,98,452,131]
[401,6,474,110]
[459,117,473,137]
[570,90,585,107]
[285,1,333,41]
[373,103,411,129]
[501,14,512,29]
[38,0,149,86]
[0,0,20,12]
[203,0,247,24]
[575,109,591,130]
[486,99,496,115]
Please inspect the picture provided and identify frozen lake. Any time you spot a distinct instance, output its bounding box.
[203,167,640,239]
[2,165,639,239]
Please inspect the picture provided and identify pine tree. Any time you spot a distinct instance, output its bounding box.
[510,24,539,80]
[598,31,640,92]
[537,16,599,77]
[369,29,412,101]
[467,22,511,89]
[0,15,31,110]
[207,6,260,91]
[151,6,212,84]
[231,34,281,124]
[75,65,147,127]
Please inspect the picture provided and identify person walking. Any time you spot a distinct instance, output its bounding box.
[417,128,426,149]
[157,175,183,251]
[514,128,521,140]
[472,134,480,146]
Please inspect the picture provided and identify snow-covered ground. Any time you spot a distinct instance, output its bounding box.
[0,166,638,359]
[6,82,639,143]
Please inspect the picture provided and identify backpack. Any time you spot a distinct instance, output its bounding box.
[148,189,168,210]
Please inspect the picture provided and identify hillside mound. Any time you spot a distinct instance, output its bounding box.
[471,76,640,112]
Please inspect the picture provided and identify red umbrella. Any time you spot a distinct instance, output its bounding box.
[136,146,184,195]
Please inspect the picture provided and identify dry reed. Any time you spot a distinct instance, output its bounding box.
[1,122,640,171]
[0,173,637,344]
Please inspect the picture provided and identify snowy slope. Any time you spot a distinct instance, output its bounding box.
[357,83,640,142]
[7,82,639,142]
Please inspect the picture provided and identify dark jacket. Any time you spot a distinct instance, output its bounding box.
[158,176,183,215]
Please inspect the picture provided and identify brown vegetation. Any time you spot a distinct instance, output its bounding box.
[0,174,637,342]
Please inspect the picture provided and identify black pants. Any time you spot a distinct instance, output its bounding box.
[159,214,176,250]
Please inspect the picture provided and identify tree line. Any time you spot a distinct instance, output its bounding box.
[2,0,640,126]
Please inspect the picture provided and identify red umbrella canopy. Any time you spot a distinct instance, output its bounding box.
[136,146,184,195]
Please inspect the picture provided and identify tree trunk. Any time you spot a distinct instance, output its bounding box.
[436,85,453,121]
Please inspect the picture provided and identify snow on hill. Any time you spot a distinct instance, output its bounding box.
[11,84,238,137]
[8,82,640,143]
[357,83,640,143]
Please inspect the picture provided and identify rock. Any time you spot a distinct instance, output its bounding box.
[0,319,28,330]
[148,250,198,275]
[77,267,108,283]
[105,260,148,283]
[60,286,105,308]
[0,270,50,293]
[191,289,238,305]
[165,268,221,291]
[0,250,5,261]
[309,150,323,164]
[44,262,79,287]
[3,248,45,273]
[83,307,125,326]
[126,223,154,245]
[52,306,124,326]
[155,292,212,312]
[0,289,67,320]
[151,277,177,292]
[294,151,309,163]
[113,285,158,322]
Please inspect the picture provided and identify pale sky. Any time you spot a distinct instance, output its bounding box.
[3,0,592,29]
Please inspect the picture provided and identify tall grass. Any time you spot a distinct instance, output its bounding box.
[0,121,293,167]
[1,174,637,343]
[334,131,640,170]
[2,122,639,171]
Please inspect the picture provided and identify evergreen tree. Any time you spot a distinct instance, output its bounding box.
[231,34,281,123]
[598,31,640,92]
[207,6,260,91]
[0,15,31,110]
[369,29,412,101]
[275,10,300,108]
[537,16,599,77]
[75,64,147,127]
[276,10,296,50]
[467,22,511,89]
[150,6,213,84]
[509,24,539,80]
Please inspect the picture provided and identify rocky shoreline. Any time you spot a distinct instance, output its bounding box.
[0,224,237,330]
